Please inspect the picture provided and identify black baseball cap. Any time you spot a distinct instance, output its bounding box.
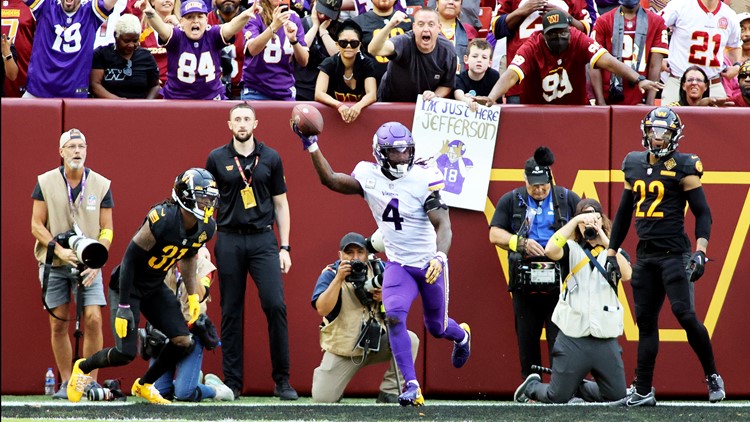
[542,10,571,34]
[339,232,367,251]
[316,0,342,20]
[524,158,550,185]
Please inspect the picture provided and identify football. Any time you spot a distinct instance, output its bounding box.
[291,104,324,136]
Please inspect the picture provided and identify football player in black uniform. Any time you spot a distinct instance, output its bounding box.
[606,107,724,406]
[67,168,218,404]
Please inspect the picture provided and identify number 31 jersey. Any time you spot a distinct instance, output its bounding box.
[353,162,445,267]
[622,150,704,250]
[111,202,216,297]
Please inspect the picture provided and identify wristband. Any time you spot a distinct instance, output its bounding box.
[280,245,291,253]
[290,39,298,45]
[307,142,319,153]
[733,62,741,67]
[509,234,518,252]
[435,251,447,263]
[118,304,130,309]
[99,228,114,242]
[551,232,567,248]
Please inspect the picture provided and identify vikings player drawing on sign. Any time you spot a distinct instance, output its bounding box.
[435,139,473,195]
[292,121,471,407]
[134,0,258,99]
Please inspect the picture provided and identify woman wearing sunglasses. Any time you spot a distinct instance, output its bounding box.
[315,19,377,123]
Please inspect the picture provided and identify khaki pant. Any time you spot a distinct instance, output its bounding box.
[729,0,750,14]
[311,330,419,403]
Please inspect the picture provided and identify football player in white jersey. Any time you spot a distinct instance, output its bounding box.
[660,0,742,104]
[292,121,471,407]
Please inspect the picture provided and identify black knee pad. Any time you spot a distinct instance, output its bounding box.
[108,348,135,366]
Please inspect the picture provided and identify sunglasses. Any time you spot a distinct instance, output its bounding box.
[739,73,750,79]
[337,39,361,49]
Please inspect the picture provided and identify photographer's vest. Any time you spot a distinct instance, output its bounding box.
[319,281,382,357]
[552,242,624,338]
[34,168,111,267]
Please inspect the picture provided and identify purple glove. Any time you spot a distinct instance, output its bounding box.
[291,123,318,151]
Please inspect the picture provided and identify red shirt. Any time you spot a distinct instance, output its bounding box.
[592,7,669,105]
[729,92,750,107]
[2,0,35,97]
[140,28,168,85]
[509,29,607,105]
[498,0,590,96]
[207,10,245,99]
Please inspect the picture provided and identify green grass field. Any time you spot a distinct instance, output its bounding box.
[2,395,749,421]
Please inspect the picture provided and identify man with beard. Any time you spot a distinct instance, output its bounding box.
[589,0,668,105]
[729,59,750,106]
[369,8,457,102]
[208,0,247,99]
[22,0,117,97]
[205,102,298,401]
[353,0,413,88]
[487,10,661,105]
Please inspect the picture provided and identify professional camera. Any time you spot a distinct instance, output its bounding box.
[346,258,384,307]
[583,226,598,240]
[56,225,108,269]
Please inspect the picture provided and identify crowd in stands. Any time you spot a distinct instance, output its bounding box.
[2,0,749,108]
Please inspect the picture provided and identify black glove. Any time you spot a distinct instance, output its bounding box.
[605,255,621,291]
[686,251,707,282]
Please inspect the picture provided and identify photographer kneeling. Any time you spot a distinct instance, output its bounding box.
[311,232,419,404]
[514,199,632,404]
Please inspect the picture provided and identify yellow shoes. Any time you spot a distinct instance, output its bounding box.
[131,378,171,404]
[66,358,91,403]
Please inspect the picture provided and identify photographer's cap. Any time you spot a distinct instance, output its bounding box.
[60,128,86,148]
[316,0,342,20]
[181,0,208,16]
[542,10,571,34]
[340,232,367,251]
[524,158,550,185]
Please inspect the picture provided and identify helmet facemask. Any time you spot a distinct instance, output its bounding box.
[372,122,415,179]
[644,126,677,157]
[173,169,219,223]
[640,107,683,158]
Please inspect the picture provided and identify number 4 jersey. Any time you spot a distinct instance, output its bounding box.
[109,202,216,298]
[622,150,703,251]
[353,161,445,267]
[24,0,111,98]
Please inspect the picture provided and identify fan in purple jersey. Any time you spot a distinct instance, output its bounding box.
[291,121,472,407]
[435,139,473,195]
[241,0,309,100]
[134,0,258,99]
[22,0,117,98]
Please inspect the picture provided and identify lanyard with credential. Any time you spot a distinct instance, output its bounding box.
[63,169,87,221]
[234,156,259,209]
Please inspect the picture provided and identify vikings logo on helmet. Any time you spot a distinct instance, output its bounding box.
[372,122,415,179]
[640,106,683,157]
[447,140,466,162]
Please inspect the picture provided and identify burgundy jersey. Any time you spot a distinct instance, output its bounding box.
[2,0,35,96]
[592,7,668,104]
[140,28,167,85]
[508,29,607,105]
[729,92,749,107]
[162,25,230,100]
[207,9,245,98]
[497,0,591,96]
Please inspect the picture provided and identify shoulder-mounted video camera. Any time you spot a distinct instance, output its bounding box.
[346,257,384,307]
[56,224,108,269]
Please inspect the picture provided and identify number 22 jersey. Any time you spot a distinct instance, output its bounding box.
[352,162,445,267]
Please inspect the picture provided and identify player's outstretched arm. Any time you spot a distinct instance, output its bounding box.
[137,0,174,41]
[309,149,363,195]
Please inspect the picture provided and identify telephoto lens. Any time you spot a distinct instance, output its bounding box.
[583,227,598,240]
[87,387,113,401]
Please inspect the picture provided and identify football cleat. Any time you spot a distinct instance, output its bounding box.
[706,374,725,403]
[131,378,171,404]
[67,359,91,403]
[451,323,471,368]
[398,382,424,407]
[612,387,656,407]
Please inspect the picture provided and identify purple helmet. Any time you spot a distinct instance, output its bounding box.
[372,122,415,179]
[447,139,466,161]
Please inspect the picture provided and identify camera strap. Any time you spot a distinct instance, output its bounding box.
[611,7,649,92]
[582,246,618,294]
[42,240,67,321]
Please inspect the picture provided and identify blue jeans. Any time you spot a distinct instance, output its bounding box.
[152,337,215,401]
[240,89,274,101]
